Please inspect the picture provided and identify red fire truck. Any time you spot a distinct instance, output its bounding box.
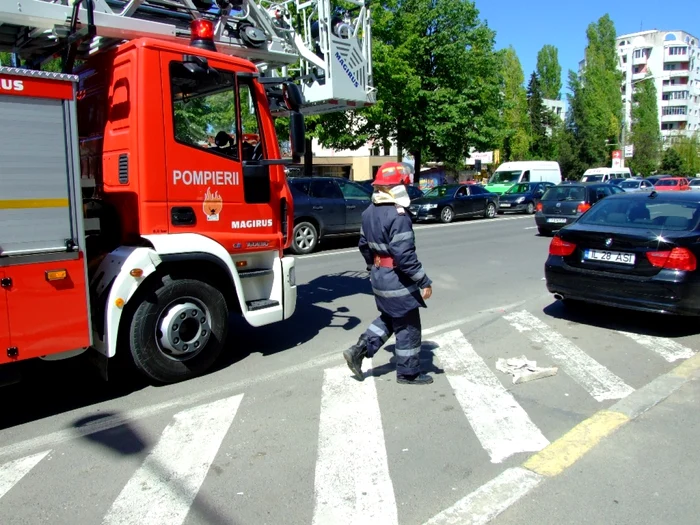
[0,0,374,385]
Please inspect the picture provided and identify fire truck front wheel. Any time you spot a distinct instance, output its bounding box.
[128,277,228,384]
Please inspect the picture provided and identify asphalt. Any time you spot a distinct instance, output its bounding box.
[492,374,700,525]
[1,212,699,525]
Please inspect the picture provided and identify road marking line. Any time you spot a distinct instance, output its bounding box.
[423,467,543,525]
[432,330,550,463]
[522,410,628,477]
[504,310,634,402]
[0,451,50,500]
[102,394,243,525]
[617,331,696,362]
[312,364,397,525]
[297,217,530,259]
[524,226,537,230]
[0,302,529,461]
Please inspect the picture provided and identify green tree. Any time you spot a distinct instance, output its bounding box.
[316,0,503,170]
[527,72,551,158]
[536,45,562,100]
[568,14,624,170]
[627,74,661,176]
[667,132,700,175]
[660,148,685,175]
[500,46,530,161]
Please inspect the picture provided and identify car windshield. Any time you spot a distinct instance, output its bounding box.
[541,186,586,201]
[619,180,640,189]
[424,186,453,198]
[505,183,532,194]
[582,175,604,182]
[489,171,521,184]
[578,199,700,231]
[656,179,679,186]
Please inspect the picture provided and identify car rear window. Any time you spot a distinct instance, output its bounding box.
[619,180,639,189]
[541,186,586,201]
[577,199,700,231]
[656,179,679,186]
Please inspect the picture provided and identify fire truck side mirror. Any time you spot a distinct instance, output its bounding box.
[290,111,305,157]
[283,82,304,112]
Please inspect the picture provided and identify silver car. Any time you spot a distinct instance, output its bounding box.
[689,179,700,191]
[618,179,655,192]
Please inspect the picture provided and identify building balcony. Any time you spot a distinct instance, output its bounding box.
[661,113,689,123]
[632,54,648,66]
[664,53,689,63]
[663,82,690,92]
[666,68,691,78]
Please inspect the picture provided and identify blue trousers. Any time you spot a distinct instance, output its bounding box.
[362,308,422,377]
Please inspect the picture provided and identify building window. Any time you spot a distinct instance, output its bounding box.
[662,106,687,116]
[669,46,688,56]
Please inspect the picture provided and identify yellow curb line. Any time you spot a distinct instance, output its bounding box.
[521,350,700,478]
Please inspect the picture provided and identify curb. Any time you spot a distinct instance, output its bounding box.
[424,351,700,525]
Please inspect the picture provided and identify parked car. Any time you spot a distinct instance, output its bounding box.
[545,191,700,316]
[498,181,555,214]
[534,182,625,236]
[287,177,372,254]
[618,178,655,193]
[688,179,700,191]
[653,177,690,191]
[409,183,499,223]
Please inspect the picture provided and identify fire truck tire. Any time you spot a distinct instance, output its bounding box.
[128,277,228,384]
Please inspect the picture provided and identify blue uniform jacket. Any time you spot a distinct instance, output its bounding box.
[359,202,432,318]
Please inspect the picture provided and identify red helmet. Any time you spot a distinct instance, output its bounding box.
[372,162,412,186]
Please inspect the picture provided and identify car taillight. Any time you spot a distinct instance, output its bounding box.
[536,202,543,212]
[577,203,591,213]
[549,236,577,256]
[646,247,697,271]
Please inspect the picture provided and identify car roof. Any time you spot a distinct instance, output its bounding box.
[605,190,700,202]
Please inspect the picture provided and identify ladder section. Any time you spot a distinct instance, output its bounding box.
[0,0,375,113]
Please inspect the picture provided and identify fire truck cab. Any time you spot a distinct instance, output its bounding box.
[0,0,373,385]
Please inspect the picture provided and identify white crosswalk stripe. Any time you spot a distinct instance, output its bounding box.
[313,363,398,525]
[503,310,635,401]
[102,394,244,525]
[432,330,550,463]
[0,308,697,525]
[617,330,696,362]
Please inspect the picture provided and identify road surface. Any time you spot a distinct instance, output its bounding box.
[1,214,698,525]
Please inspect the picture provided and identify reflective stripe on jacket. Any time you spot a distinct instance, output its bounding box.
[359,202,432,317]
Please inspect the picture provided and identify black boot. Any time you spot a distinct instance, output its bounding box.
[343,336,368,380]
[397,373,433,385]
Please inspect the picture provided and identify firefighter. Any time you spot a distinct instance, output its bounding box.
[343,162,434,385]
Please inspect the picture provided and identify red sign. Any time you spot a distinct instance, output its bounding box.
[0,74,74,100]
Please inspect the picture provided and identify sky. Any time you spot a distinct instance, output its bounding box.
[475,0,700,102]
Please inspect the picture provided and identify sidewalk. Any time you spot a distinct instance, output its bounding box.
[492,376,700,525]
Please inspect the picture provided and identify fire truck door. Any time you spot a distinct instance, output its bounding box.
[0,271,10,357]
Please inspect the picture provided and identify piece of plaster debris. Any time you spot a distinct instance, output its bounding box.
[495,355,558,384]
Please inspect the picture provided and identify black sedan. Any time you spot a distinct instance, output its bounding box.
[408,184,499,223]
[535,182,625,235]
[498,182,554,214]
[545,191,700,316]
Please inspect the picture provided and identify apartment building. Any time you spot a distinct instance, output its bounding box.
[616,30,700,143]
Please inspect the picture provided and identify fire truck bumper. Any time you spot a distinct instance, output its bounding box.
[282,255,297,319]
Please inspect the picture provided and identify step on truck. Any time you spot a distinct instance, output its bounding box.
[0,0,374,385]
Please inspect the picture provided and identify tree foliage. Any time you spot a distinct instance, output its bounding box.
[314,0,503,170]
[627,74,661,176]
[662,133,700,175]
[527,72,552,159]
[536,45,562,100]
[660,148,685,175]
[565,14,623,174]
[500,46,530,161]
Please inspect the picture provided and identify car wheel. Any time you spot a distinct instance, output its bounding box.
[128,277,228,384]
[526,202,535,214]
[440,206,454,223]
[485,202,496,218]
[291,221,318,254]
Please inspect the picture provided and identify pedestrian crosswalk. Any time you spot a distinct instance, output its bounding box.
[0,307,696,525]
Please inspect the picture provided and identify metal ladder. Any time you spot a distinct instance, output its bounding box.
[0,0,375,112]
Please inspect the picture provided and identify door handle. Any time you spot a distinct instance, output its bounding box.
[346,205,356,210]
[313,206,323,210]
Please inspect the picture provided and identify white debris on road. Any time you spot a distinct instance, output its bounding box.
[496,356,558,384]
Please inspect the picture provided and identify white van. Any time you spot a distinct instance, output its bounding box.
[580,167,632,183]
[484,161,561,194]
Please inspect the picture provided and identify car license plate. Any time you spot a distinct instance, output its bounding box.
[500,203,511,208]
[584,249,635,265]
[547,218,567,223]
